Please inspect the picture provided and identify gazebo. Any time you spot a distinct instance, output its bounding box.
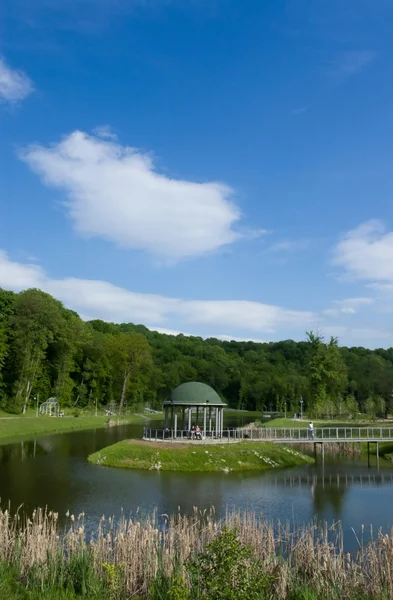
[163,382,227,438]
[39,397,59,416]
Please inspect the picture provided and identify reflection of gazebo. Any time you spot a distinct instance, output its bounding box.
[163,382,226,438]
[39,398,59,416]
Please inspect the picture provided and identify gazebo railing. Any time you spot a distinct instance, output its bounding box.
[143,427,239,441]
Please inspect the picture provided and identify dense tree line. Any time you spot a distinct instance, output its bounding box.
[1,287,393,418]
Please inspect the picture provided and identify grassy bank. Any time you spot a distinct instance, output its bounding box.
[360,441,393,461]
[262,417,389,428]
[0,506,390,600]
[224,409,262,419]
[0,412,162,443]
[88,439,313,472]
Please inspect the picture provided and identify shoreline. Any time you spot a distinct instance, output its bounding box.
[0,412,163,444]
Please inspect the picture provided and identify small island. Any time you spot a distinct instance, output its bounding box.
[88,438,313,471]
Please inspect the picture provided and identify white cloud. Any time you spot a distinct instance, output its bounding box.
[0,251,316,336]
[333,220,393,282]
[0,251,44,288]
[20,130,251,261]
[0,57,33,103]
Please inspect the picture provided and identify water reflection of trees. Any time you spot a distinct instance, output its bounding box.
[271,469,393,519]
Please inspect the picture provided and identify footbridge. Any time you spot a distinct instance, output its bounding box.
[143,426,393,459]
[144,426,393,444]
[240,426,393,444]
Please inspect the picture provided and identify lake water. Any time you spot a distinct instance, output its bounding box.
[0,417,393,549]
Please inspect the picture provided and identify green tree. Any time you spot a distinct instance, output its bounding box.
[52,313,89,405]
[109,333,151,411]
[343,393,359,419]
[306,331,347,417]
[364,397,376,420]
[11,289,63,413]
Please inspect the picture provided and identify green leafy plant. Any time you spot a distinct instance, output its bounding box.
[167,576,190,600]
[103,562,125,600]
[187,527,272,600]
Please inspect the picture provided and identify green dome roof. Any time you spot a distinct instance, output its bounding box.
[165,382,225,406]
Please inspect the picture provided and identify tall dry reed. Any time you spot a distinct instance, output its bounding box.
[1,505,393,598]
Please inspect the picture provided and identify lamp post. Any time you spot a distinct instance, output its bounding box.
[300,396,303,420]
[35,394,39,418]
[284,401,287,420]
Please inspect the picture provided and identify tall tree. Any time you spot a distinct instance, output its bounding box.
[109,333,151,410]
[11,289,63,413]
[306,331,347,417]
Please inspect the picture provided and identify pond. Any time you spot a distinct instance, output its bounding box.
[0,417,392,549]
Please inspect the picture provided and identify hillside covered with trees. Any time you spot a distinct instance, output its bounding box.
[1,287,393,418]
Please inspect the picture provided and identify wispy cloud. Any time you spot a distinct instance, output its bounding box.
[322,325,392,344]
[0,251,317,335]
[327,50,377,84]
[290,106,309,115]
[323,297,374,318]
[268,239,309,253]
[0,57,33,103]
[92,125,118,140]
[2,250,390,347]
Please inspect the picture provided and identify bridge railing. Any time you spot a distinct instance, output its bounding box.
[143,427,393,442]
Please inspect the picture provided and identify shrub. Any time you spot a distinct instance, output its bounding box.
[187,527,272,600]
[168,577,190,600]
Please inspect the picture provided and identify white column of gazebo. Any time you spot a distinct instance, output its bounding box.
[163,403,225,438]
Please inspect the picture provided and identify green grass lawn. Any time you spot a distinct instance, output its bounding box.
[0,411,162,442]
[224,409,262,418]
[88,439,314,472]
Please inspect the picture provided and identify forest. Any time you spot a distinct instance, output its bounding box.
[1,287,393,418]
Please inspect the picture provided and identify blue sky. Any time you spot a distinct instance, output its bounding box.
[1,0,393,347]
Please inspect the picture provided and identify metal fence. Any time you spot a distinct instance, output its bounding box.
[143,426,393,443]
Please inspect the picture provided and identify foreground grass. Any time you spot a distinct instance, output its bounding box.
[0,506,390,600]
[0,562,107,600]
[0,412,162,442]
[88,439,314,472]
